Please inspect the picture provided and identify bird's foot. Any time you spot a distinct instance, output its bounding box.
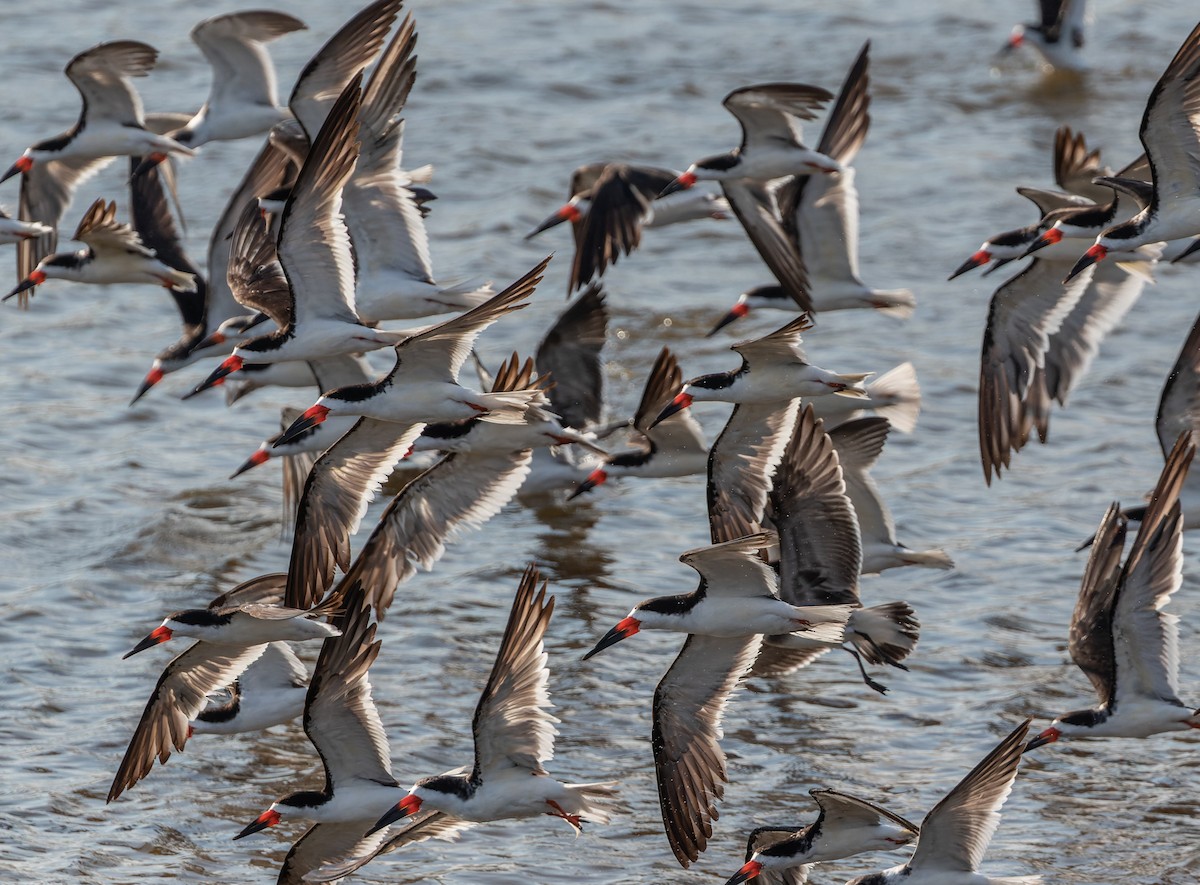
[545,800,582,833]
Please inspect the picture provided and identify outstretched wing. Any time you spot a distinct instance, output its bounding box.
[908,720,1031,874]
[385,257,546,385]
[285,417,425,611]
[537,284,608,430]
[1111,436,1193,707]
[337,448,533,618]
[772,405,862,607]
[108,642,266,802]
[653,632,761,867]
[723,83,832,151]
[471,566,558,779]
[304,581,395,791]
[66,40,157,126]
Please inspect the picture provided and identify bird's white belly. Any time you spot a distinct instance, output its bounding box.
[456,771,569,822]
[41,124,157,160]
[192,689,305,735]
[310,780,405,824]
[675,597,799,637]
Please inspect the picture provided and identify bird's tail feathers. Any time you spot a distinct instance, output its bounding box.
[565,781,621,826]
[868,287,916,319]
[404,163,435,184]
[476,389,541,424]
[896,547,955,569]
[865,361,921,433]
[790,620,846,645]
[845,601,919,667]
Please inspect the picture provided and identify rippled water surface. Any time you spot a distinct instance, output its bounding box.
[3,0,1200,882]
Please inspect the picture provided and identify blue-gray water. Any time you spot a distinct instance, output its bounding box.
[3,0,1200,882]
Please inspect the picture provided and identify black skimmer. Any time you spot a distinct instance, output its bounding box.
[232,579,467,882]
[0,41,195,179]
[583,530,850,657]
[516,285,636,496]
[527,161,727,294]
[705,353,920,553]
[124,149,210,404]
[830,418,954,574]
[122,574,338,659]
[1004,0,1088,72]
[582,531,850,868]
[131,10,305,176]
[190,78,407,395]
[650,314,868,427]
[527,161,727,241]
[3,198,196,302]
[109,574,333,802]
[363,566,616,858]
[276,260,547,611]
[754,405,920,691]
[664,83,843,189]
[11,151,110,307]
[1027,433,1200,748]
[568,346,709,498]
[0,207,50,245]
[724,788,919,884]
[708,43,913,332]
[1064,21,1200,281]
[662,83,844,312]
[847,720,1039,884]
[345,15,495,324]
[109,637,284,803]
[948,127,1106,281]
[273,257,546,447]
[2,41,196,303]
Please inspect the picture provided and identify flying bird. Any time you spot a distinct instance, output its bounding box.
[846,720,1040,884]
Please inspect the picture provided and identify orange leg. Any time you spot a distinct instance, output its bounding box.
[545,799,582,831]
